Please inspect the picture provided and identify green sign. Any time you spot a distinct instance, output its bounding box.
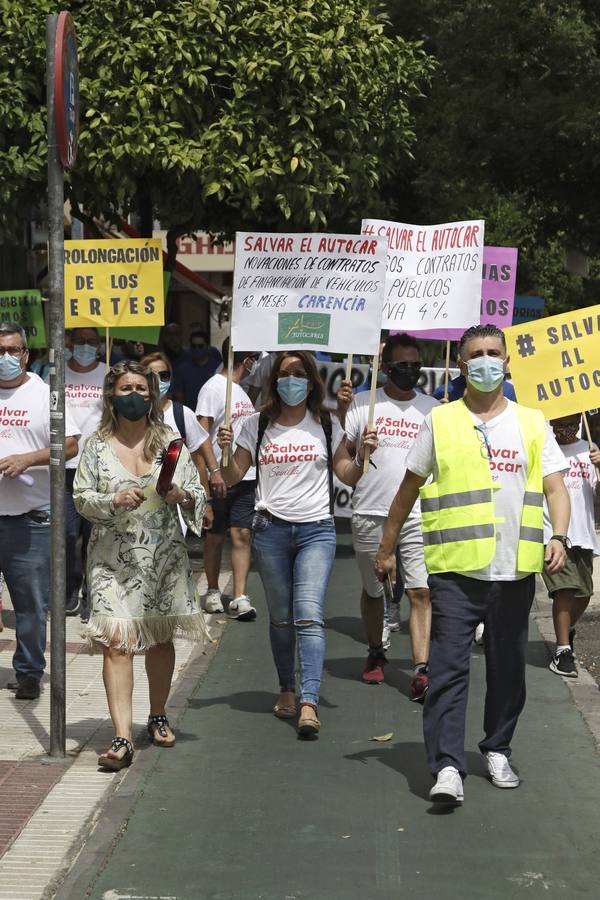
[278,312,330,346]
[0,289,46,348]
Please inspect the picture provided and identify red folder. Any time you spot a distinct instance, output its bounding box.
[156,438,184,497]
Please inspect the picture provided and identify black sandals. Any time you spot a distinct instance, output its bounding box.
[98,737,134,771]
[147,714,176,747]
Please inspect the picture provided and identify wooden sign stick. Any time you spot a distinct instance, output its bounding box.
[363,353,379,475]
[582,411,600,476]
[443,340,451,401]
[221,335,235,468]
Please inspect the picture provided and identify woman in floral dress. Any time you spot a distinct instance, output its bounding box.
[74,361,207,770]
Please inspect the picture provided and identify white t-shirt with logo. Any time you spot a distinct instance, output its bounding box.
[195,373,256,481]
[237,411,345,522]
[62,362,106,468]
[164,402,209,454]
[406,401,566,581]
[543,439,599,554]
[0,373,80,515]
[345,387,439,518]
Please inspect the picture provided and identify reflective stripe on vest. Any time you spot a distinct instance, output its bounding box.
[420,400,546,574]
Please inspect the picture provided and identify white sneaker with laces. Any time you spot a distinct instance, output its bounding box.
[429,766,464,803]
[387,603,401,632]
[474,622,485,644]
[203,589,224,614]
[382,624,391,651]
[485,752,520,788]
[228,595,257,621]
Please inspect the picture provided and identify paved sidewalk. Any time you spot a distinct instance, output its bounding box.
[0,553,229,900]
[53,534,600,900]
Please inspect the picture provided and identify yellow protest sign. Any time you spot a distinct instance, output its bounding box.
[64,239,165,328]
[504,304,600,418]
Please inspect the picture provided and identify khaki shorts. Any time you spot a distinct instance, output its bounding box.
[351,513,428,599]
[541,546,595,599]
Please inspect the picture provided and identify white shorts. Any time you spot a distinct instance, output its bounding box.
[351,513,428,599]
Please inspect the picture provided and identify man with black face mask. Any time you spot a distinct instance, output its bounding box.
[339,333,439,697]
[174,329,222,410]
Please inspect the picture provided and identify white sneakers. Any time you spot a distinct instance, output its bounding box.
[382,624,391,651]
[430,754,519,804]
[228,595,257,621]
[484,752,520,788]
[203,589,224,614]
[430,766,464,803]
[387,603,401,632]
[474,622,485,644]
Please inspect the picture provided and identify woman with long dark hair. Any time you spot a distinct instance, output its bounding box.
[74,361,207,770]
[218,351,377,737]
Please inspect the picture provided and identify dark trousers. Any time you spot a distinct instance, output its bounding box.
[423,572,535,778]
[65,469,91,607]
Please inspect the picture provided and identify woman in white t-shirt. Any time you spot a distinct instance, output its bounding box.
[542,413,600,677]
[142,352,213,531]
[218,351,377,737]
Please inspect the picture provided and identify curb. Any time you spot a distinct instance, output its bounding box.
[532,584,600,751]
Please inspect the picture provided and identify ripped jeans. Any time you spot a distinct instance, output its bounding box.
[252,513,336,706]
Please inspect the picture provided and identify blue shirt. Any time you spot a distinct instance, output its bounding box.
[174,347,222,409]
[432,374,517,402]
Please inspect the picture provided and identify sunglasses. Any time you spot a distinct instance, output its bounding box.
[155,370,171,382]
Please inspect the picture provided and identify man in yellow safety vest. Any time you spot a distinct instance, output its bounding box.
[374,324,570,805]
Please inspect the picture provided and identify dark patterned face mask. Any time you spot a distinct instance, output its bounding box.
[113,392,150,421]
[388,363,421,391]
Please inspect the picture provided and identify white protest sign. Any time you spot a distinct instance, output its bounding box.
[232,233,387,355]
[317,360,370,411]
[361,219,484,332]
[333,474,355,518]
[419,367,460,395]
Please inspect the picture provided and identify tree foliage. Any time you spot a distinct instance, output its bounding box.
[0,0,432,238]
[382,0,600,311]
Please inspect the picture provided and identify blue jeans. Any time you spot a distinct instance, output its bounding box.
[252,513,336,706]
[0,514,51,682]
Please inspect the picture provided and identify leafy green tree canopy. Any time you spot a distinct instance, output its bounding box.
[0,0,432,238]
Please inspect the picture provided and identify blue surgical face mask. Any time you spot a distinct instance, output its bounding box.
[64,347,73,362]
[158,378,171,398]
[277,375,309,406]
[73,343,98,366]
[0,353,23,382]
[466,356,505,393]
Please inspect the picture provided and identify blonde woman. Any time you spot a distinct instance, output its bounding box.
[74,361,207,770]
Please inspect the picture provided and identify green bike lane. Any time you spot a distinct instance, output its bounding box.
[67,538,600,900]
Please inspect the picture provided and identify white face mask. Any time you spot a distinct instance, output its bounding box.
[246,358,259,377]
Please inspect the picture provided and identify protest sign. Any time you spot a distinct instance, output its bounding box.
[361,218,484,333]
[109,272,171,344]
[231,233,387,355]
[0,289,46,348]
[64,239,165,329]
[512,295,545,325]
[333,474,355,518]
[481,247,517,328]
[504,304,600,418]
[318,360,370,410]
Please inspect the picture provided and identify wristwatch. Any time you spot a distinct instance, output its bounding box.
[550,534,571,549]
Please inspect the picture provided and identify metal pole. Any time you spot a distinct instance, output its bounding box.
[47,13,66,757]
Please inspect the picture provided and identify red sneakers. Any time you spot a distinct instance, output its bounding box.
[361,651,386,684]
[410,671,429,702]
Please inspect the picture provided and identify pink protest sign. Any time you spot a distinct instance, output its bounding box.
[395,246,518,341]
[480,246,518,328]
